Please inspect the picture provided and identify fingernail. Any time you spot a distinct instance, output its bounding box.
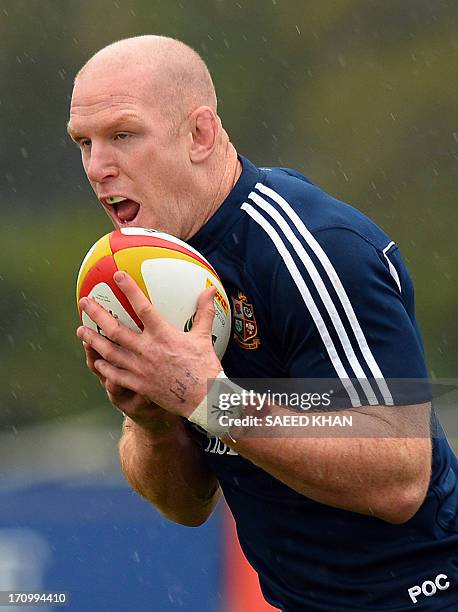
[79,297,89,310]
[76,326,87,338]
[114,271,126,284]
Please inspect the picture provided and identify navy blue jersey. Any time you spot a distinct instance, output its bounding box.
[188,157,458,611]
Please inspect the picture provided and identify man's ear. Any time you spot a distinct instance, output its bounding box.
[189,106,218,163]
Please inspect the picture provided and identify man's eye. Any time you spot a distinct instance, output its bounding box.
[79,139,91,148]
[114,133,130,141]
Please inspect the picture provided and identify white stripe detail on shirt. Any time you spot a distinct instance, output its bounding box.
[382,241,402,293]
[253,182,394,406]
[248,191,378,405]
[241,202,362,408]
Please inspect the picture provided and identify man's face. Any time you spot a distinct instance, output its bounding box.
[68,66,192,237]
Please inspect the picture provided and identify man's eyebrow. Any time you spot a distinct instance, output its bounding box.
[66,121,80,140]
[66,113,142,140]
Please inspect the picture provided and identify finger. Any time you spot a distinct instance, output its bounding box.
[81,339,129,397]
[83,341,102,366]
[79,296,139,350]
[77,325,135,371]
[81,340,106,384]
[105,378,131,396]
[191,286,216,335]
[83,340,130,396]
[114,271,166,330]
[93,359,140,393]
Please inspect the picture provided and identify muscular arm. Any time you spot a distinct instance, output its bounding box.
[218,227,432,523]
[78,274,431,525]
[119,415,220,527]
[80,340,219,527]
[221,402,432,524]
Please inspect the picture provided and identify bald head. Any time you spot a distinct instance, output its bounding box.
[70,35,240,239]
[76,35,217,130]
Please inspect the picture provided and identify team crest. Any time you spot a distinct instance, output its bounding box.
[231,291,261,349]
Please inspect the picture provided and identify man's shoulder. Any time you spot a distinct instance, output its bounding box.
[244,161,393,256]
[213,158,401,300]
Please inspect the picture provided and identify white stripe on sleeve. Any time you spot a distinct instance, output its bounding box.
[241,202,362,408]
[248,191,378,405]
[382,241,402,293]
[254,182,393,406]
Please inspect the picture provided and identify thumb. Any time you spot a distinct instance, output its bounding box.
[191,286,216,336]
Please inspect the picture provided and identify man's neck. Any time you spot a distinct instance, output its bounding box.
[185,142,241,240]
[209,140,241,210]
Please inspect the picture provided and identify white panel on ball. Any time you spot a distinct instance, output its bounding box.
[83,282,142,336]
[141,258,230,358]
[141,259,210,327]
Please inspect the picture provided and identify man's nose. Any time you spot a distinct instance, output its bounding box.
[85,144,119,183]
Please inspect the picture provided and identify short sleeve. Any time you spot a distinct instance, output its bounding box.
[272,227,429,406]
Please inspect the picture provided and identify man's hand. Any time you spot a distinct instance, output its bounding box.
[76,271,223,418]
[78,284,221,527]
[82,340,174,431]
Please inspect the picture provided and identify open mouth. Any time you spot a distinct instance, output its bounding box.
[105,196,141,224]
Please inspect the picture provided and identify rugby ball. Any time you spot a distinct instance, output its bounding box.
[76,228,231,359]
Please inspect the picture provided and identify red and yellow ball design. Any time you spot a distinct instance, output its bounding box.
[76,228,231,359]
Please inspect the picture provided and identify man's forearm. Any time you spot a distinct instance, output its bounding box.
[119,416,219,526]
[221,403,432,523]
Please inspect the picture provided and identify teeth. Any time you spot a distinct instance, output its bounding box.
[106,196,127,205]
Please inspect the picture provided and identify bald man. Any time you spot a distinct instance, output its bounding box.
[70,36,458,611]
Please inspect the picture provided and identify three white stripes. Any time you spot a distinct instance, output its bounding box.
[241,183,394,407]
